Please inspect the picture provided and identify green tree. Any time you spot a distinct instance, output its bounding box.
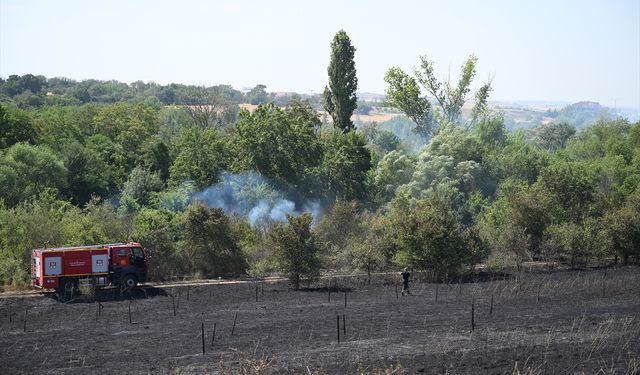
[84,134,127,188]
[133,208,178,280]
[0,104,37,148]
[61,142,113,205]
[318,129,372,201]
[384,67,433,140]
[138,137,172,181]
[603,190,640,264]
[247,84,269,105]
[177,202,247,277]
[323,30,358,133]
[231,102,322,193]
[60,198,128,246]
[0,143,68,206]
[393,198,484,280]
[373,130,401,154]
[270,213,322,290]
[484,131,550,184]
[479,179,553,263]
[91,103,160,173]
[373,150,415,203]
[532,122,576,152]
[416,54,491,127]
[543,218,605,268]
[385,55,491,131]
[0,194,67,286]
[539,161,595,223]
[121,166,164,207]
[316,200,362,267]
[31,106,84,153]
[169,126,227,189]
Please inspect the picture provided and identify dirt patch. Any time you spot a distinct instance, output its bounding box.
[1,267,639,374]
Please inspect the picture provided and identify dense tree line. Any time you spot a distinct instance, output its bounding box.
[1,31,639,290]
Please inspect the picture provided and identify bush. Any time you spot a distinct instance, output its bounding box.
[270,213,322,290]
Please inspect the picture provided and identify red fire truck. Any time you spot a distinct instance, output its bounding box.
[31,242,148,292]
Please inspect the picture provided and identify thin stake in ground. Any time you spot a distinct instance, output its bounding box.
[211,323,216,346]
[231,311,238,336]
[336,315,340,344]
[342,314,346,335]
[471,296,475,331]
[201,322,205,355]
[490,293,494,317]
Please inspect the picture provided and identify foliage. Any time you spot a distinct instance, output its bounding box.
[385,54,492,134]
[247,84,269,105]
[231,102,322,194]
[0,104,37,148]
[384,67,433,140]
[532,122,576,152]
[373,150,415,203]
[323,30,358,133]
[0,194,126,286]
[121,166,164,207]
[133,208,178,280]
[339,211,389,282]
[169,126,227,189]
[602,189,640,264]
[318,129,372,201]
[0,59,639,288]
[316,200,362,267]
[392,198,486,279]
[0,143,68,206]
[479,180,553,262]
[177,202,247,277]
[270,213,322,290]
[539,161,596,223]
[60,141,113,205]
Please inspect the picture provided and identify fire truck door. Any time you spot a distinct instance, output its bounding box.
[113,248,131,267]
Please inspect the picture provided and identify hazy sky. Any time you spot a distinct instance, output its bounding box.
[1,0,639,107]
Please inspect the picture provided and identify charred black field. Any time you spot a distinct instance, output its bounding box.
[1,266,639,374]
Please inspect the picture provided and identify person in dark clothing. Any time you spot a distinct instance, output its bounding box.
[401,267,410,296]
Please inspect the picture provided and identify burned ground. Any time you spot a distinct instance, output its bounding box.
[1,267,639,374]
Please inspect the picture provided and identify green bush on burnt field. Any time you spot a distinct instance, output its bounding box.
[1,31,640,288]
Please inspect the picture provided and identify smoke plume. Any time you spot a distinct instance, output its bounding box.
[193,171,322,225]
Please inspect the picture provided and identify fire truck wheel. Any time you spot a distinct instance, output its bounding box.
[63,278,78,292]
[123,275,138,289]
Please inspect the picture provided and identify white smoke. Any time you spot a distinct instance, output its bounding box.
[192,171,322,225]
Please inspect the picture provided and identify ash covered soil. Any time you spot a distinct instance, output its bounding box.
[1,267,639,374]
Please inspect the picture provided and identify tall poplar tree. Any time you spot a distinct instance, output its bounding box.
[323,30,358,133]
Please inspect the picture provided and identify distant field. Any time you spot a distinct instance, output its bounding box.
[239,103,400,124]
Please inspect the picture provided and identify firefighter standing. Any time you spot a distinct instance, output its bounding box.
[401,267,411,296]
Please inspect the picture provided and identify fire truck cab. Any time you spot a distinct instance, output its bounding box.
[31,242,148,292]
